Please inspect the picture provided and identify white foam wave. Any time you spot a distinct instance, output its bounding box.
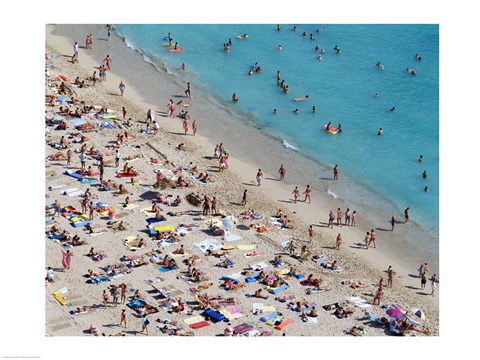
[282,140,298,151]
[327,188,338,199]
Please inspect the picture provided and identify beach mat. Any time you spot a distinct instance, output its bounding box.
[274,319,293,330]
[189,321,210,329]
[158,266,178,273]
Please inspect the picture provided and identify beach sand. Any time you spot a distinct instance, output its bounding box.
[43,24,438,340]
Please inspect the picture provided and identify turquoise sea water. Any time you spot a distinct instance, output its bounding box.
[114,24,439,230]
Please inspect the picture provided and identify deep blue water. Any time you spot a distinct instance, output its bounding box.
[115,24,439,230]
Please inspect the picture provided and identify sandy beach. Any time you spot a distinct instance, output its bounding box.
[41,23,442,342]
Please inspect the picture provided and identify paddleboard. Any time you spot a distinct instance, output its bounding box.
[294,97,309,101]
[162,43,174,47]
[237,35,249,39]
[168,48,184,53]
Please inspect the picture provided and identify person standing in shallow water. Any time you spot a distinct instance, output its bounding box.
[333,165,339,180]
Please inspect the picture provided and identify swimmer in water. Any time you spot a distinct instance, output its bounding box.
[273,109,277,114]
[320,48,325,53]
[415,54,422,61]
[337,124,342,133]
[422,170,427,178]
[293,26,297,31]
[293,109,299,114]
[378,128,383,136]
[181,62,186,70]
[326,122,332,131]
[407,68,417,75]
[232,93,238,103]
[248,69,253,75]
[303,31,307,37]
[375,92,379,97]
[424,186,429,192]
[278,45,282,51]
[317,55,323,61]
[390,107,396,112]
[310,34,315,40]
[315,45,320,51]
[312,106,316,113]
[418,155,423,163]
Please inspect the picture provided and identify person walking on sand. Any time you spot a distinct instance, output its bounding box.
[364,232,371,250]
[113,288,120,307]
[61,249,73,270]
[278,165,286,181]
[185,82,191,98]
[102,290,109,307]
[241,189,247,205]
[183,118,189,135]
[390,216,396,231]
[368,229,376,248]
[115,150,120,168]
[66,149,72,167]
[418,262,428,277]
[373,288,383,306]
[104,54,112,70]
[256,169,263,186]
[335,233,342,250]
[88,201,95,220]
[404,207,410,223]
[430,274,439,297]
[303,185,312,203]
[387,267,395,288]
[192,120,197,136]
[292,186,300,204]
[308,225,314,241]
[53,199,62,217]
[351,210,357,227]
[120,309,127,328]
[141,314,150,334]
[119,81,125,96]
[333,164,339,180]
[79,152,86,170]
[420,272,427,290]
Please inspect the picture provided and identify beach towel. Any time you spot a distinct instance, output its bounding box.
[275,319,293,330]
[79,178,98,184]
[146,217,166,225]
[64,170,84,179]
[347,296,372,308]
[295,274,305,279]
[141,207,157,217]
[224,233,242,242]
[69,118,87,127]
[119,203,139,210]
[127,299,146,309]
[71,219,91,228]
[116,172,138,178]
[243,252,263,259]
[203,308,226,323]
[250,262,269,271]
[86,275,110,284]
[184,315,205,325]
[237,244,256,251]
[154,225,174,233]
[194,239,223,254]
[220,276,241,284]
[233,322,254,334]
[268,284,288,295]
[189,321,210,329]
[158,266,178,273]
[49,184,67,191]
[260,312,278,322]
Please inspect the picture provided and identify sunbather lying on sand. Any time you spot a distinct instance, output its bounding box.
[47,152,68,161]
[255,289,268,299]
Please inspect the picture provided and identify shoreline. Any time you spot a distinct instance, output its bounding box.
[45,24,439,336]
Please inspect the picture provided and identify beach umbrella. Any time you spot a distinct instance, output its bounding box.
[386,308,405,319]
[410,308,426,320]
[222,217,235,230]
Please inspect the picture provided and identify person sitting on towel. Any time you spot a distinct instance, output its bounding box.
[173,245,185,255]
[255,289,268,299]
